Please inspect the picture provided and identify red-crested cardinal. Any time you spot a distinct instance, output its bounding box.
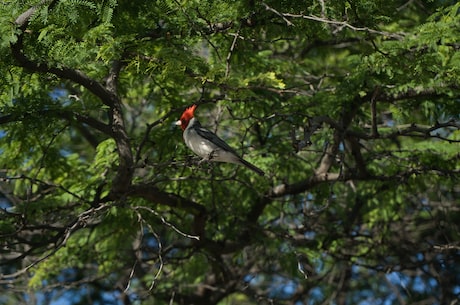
[176,104,265,176]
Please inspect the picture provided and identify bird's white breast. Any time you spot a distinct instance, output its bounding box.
[183,120,216,158]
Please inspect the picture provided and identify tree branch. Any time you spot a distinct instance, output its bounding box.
[371,87,379,137]
[377,86,458,103]
[11,1,117,107]
[0,109,112,136]
[14,0,55,27]
[249,94,367,221]
[261,2,294,26]
[12,3,135,196]
[105,60,134,196]
[128,183,207,237]
[281,12,405,39]
[129,183,205,214]
[349,121,460,143]
[0,203,109,281]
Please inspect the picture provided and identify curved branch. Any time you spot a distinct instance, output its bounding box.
[14,0,55,27]
[0,109,111,135]
[12,3,135,195]
[129,183,206,215]
[12,1,117,107]
[0,203,108,281]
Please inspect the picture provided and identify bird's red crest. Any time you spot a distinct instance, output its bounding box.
[184,104,197,116]
[177,104,197,130]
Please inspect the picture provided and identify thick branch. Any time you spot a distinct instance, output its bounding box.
[106,61,134,196]
[129,183,207,237]
[345,136,369,176]
[129,183,206,215]
[14,0,55,27]
[11,46,117,107]
[12,3,135,195]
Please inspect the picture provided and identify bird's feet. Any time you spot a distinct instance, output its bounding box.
[198,150,218,165]
[197,158,207,166]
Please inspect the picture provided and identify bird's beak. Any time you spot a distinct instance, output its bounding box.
[175,120,182,126]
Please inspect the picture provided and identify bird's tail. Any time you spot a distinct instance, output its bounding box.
[239,158,265,176]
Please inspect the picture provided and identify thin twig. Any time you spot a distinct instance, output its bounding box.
[5,175,87,203]
[261,2,294,26]
[225,27,241,77]
[279,12,404,39]
[0,204,108,281]
[132,206,200,240]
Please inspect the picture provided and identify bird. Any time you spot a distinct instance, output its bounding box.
[175,104,265,176]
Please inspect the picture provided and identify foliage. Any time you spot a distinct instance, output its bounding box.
[1,0,459,304]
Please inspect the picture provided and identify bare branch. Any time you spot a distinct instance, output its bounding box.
[124,211,164,293]
[261,2,294,26]
[350,120,460,143]
[433,243,460,251]
[14,0,55,27]
[132,205,200,240]
[225,27,241,78]
[0,204,109,281]
[277,12,404,39]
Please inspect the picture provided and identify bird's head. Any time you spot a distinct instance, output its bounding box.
[175,104,197,130]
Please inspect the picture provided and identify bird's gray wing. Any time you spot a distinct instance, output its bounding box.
[194,123,240,155]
